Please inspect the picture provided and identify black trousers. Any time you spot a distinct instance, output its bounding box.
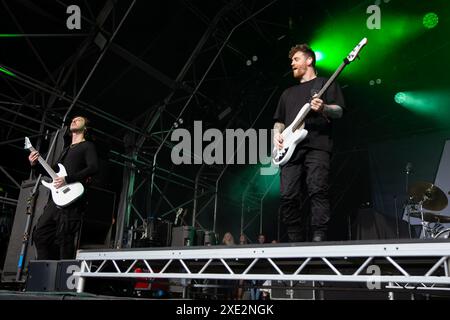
[279,148,330,242]
[33,197,85,260]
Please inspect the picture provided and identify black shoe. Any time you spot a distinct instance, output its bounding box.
[312,231,326,242]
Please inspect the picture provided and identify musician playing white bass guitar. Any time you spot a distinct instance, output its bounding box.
[273,39,366,243]
[27,116,98,260]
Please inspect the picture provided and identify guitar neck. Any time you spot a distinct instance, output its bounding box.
[316,62,346,100]
[29,146,58,179]
[292,61,347,131]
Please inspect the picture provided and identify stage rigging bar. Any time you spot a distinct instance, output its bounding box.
[75,239,450,293]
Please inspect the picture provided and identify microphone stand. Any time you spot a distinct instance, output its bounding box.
[394,196,399,239]
[405,164,412,239]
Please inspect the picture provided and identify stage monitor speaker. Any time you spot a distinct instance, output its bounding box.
[146,218,172,247]
[195,229,205,246]
[204,231,218,246]
[25,260,81,292]
[171,226,196,247]
[133,218,173,248]
[2,181,116,283]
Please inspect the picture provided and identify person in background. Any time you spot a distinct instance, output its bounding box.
[257,233,266,244]
[222,232,235,245]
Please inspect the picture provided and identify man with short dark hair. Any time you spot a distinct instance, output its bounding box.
[28,116,98,259]
[273,44,345,242]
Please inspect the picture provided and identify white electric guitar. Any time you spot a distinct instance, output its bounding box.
[24,137,84,207]
[273,37,368,166]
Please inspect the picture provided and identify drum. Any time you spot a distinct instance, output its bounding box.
[434,228,450,239]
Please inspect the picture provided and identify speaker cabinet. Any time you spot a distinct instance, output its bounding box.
[25,260,81,292]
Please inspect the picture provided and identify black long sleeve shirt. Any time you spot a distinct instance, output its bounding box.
[34,141,99,185]
[60,141,98,184]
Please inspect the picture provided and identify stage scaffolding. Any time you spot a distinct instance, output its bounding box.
[0,1,280,264]
[75,239,450,296]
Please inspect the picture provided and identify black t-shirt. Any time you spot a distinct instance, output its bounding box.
[273,77,345,154]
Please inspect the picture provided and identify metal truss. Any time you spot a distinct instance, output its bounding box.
[114,1,280,247]
[75,240,450,294]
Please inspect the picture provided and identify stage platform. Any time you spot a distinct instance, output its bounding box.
[74,239,450,297]
[0,290,147,300]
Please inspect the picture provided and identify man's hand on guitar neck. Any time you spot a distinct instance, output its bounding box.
[310,95,325,113]
[29,151,39,166]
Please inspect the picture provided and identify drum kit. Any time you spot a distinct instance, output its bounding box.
[405,181,450,239]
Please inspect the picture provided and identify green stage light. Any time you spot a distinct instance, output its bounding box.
[395,92,407,104]
[423,12,439,29]
[315,51,324,62]
[394,90,450,125]
[309,13,422,77]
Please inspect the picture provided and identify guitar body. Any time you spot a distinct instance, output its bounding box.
[40,163,84,207]
[272,103,310,166]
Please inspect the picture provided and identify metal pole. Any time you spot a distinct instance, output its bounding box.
[15,177,40,281]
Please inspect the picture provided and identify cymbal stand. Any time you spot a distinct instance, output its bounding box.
[405,163,412,239]
[418,201,439,239]
[418,201,431,239]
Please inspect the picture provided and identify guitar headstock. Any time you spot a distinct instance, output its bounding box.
[346,37,368,63]
[24,137,33,150]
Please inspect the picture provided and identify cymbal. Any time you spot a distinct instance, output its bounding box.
[408,211,450,223]
[408,181,448,211]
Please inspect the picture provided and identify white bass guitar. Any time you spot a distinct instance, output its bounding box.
[24,137,84,207]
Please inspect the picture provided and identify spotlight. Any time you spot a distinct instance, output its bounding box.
[315,51,324,62]
[423,12,438,29]
[395,92,406,104]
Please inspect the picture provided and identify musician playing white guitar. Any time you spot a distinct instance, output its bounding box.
[273,44,345,243]
[28,115,98,260]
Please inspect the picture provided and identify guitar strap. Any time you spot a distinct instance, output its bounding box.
[311,77,326,99]
[312,77,330,122]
